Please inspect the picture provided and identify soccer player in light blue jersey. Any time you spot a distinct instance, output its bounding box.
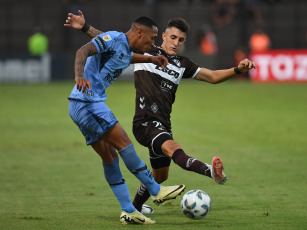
[67,16,185,225]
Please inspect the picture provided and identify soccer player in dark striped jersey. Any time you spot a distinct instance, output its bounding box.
[65,11,256,214]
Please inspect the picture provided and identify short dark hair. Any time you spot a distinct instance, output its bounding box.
[133,16,157,29]
[167,18,190,34]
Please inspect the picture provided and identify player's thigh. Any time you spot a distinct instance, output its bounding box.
[101,122,132,151]
[133,120,173,168]
[133,120,171,156]
[69,100,118,146]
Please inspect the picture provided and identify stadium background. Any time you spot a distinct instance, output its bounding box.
[1,0,307,82]
[1,1,307,229]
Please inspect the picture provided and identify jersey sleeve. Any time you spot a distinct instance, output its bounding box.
[182,58,201,79]
[91,33,113,54]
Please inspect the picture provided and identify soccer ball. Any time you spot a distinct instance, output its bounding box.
[181,189,211,220]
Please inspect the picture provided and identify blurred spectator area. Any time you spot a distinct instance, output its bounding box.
[1,0,307,70]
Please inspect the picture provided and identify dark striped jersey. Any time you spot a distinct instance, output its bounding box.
[133,46,201,131]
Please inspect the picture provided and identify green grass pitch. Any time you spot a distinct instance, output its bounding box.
[0,80,306,229]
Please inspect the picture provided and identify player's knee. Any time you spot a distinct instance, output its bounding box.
[103,124,132,150]
[162,140,181,158]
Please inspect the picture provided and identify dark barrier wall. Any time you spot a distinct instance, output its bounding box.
[0,0,306,80]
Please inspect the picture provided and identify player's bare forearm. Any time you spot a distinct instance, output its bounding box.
[195,58,256,84]
[132,53,168,68]
[74,42,97,92]
[195,67,236,84]
[210,68,238,83]
[86,26,103,38]
[131,53,152,63]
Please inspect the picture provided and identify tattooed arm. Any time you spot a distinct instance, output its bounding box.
[86,25,103,38]
[74,42,98,93]
[65,10,168,69]
[64,10,103,38]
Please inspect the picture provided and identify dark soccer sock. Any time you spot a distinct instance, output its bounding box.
[171,149,211,177]
[132,183,151,212]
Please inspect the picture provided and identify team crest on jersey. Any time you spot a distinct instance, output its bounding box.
[103,35,112,41]
[151,103,159,113]
[172,58,181,66]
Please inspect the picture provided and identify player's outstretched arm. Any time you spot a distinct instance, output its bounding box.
[131,53,168,68]
[64,10,103,38]
[65,10,167,68]
[74,42,98,93]
[195,58,256,84]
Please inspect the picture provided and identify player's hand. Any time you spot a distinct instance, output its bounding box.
[151,55,168,69]
[64,10,85,30]
[238,58,256,73]
[75,76,91,93]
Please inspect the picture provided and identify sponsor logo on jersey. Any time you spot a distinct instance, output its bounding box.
[103,35,112,41]
[100,50,116,69]
[104,68,123,83]
[84,90,94,97]
[113,37,122,42]
[155,65,180,79]
[161,80,173,92]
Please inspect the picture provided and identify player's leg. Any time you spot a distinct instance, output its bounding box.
[152,166,170,184]
[69,101,155,224]
[131,120,174,211]
[102,122,185,201]
[91,138,118,162]
[140,121,211,177]
[92,140,155,224]
[92,140,136,213]
[162,139,211,176]
[133,162,170,212]
[132,119,226,186]
[162,140,227,184]
[101,122,160,196]
[132,137,216,210]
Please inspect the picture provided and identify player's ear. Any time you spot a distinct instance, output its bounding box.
[162,32,166,42]
[137,28,143,39]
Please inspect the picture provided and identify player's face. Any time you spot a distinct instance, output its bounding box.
[162,27,186,56]
[136,26,158,54]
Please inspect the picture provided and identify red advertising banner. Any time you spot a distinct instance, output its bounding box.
[249,50,307,82]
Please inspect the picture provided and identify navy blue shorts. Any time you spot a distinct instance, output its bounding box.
[69,100,118,145]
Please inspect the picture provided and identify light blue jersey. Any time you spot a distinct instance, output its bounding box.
[68,29,163,210]
[68,31,133,102]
